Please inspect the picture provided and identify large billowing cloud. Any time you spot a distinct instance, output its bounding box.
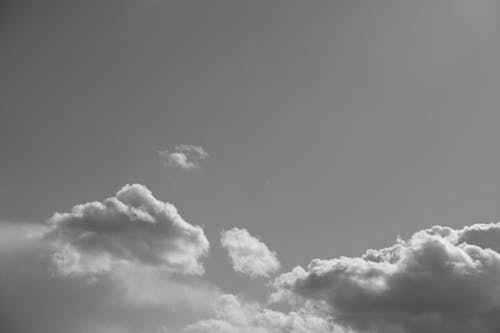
[274,223,500,333]
[44,184,209,276]
[221,227,280,278]
[158,144,209,169]
[183,294,341,333]
[0,221,218,333]
[0,183,214,333]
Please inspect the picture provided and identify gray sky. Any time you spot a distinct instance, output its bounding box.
[2,1,500,332]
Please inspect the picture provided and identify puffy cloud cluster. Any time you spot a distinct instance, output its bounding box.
[0,221,217,333]
[221,227,281,278]
[158,144,209,169]
[7,180,500,333]
[0,184,218,333]
[44,184,209,275]
[0,183,214,333]
[274,223,500,333]
[183,294,341,333]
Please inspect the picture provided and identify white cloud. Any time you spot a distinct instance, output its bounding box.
[0,216,215,333]
[183,294,342,333]
[221,227,280,278]
[0,185,216,333]
[158,144,208,169]
[274,223,500,333]
[44,184,209,276]
[8,186,500,333]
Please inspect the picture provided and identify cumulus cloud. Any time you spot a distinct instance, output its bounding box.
[221,227,281,278]
[158,144,209,169]
[0,184,219,333]
[44,184,209,276]
[274,223,500,333]
[0,221,217,333]
[0,186,218,333]
[183,294,342,333]
[8,183,500,333]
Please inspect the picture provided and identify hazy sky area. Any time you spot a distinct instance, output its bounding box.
[3,1,500,332]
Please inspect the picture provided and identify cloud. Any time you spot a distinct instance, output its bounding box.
[44,184,209,276]
[0,185,219,333]
[0,216,215,333]
[8,182,500,333]
[158,144,209,169]
[221,227,281,278]
[274,223,500,333]
[183,294,342,333]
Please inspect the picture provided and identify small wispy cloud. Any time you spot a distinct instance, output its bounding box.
[158,145,208,169]
[221,227,281,279]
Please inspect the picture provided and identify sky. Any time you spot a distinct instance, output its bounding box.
[2,0,500,332]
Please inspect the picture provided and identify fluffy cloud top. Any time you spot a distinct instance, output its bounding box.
[274,223,500,333]
[183,294,340,333]
[158,144,209,169]
[44,184,209,275]
[221,227,280,278]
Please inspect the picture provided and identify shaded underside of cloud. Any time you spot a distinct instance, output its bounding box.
[44,184,209,276]
[274,223,500,333]
[221,227,280,278]
[158,144,208,169]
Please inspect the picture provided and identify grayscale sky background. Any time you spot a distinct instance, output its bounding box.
[2,1,500,332]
